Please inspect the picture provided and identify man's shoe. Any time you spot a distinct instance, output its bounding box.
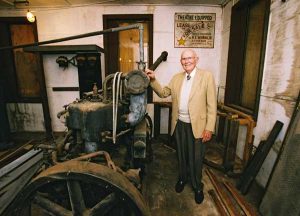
[195,190,204,204]
[175,180,185,193]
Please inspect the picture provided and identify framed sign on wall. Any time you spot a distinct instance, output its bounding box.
[174,13,216,48]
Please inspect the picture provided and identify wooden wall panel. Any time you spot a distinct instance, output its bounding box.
[10,24,40,97]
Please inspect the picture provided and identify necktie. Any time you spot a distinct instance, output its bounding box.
[187,74,191,80]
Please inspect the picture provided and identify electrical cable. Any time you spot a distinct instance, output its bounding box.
[112,72,117,143]
[112,72,122,144]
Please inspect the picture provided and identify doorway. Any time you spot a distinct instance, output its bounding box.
[103,14,153,101]
[224,0,270,119]
[0,17,52,138]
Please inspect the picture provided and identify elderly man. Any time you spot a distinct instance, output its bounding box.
[145,49,217,204]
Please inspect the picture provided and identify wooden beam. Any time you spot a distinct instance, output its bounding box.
[205,169,240,216]
[208,189,229,216]
[1,0,14,6]
[0,140,33,167]
[223,181,258,216]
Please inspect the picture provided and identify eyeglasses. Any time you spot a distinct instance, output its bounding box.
[181,57,195,62]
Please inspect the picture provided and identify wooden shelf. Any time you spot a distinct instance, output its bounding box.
[23,45,104,54]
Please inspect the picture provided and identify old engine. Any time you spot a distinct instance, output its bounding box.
[57,69,152,168]
[4,51,168,216]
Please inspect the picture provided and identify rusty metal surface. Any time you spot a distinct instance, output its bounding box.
[71,150,116,171]
[125,70,149,94]
[5,160,150,216]
[66,101,124,133]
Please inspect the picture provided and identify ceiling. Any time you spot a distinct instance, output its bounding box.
[0,0,227,9]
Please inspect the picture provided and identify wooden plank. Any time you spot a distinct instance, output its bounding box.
[0,148,43,214]
[238,121,284,194]
[10,24,41,97]
[0,149,42,186]
[223,118,239,171]
[223,181,258,216]
[0,140,34,167]
[23,45,105,54]
[208,189,230,216]
[205,169,241,216]
[52,87,79,92]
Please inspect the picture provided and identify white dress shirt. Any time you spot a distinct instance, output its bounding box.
[178,68,197,123]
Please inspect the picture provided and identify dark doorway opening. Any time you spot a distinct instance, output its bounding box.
[103,14,153,102]
[0,17,52,138]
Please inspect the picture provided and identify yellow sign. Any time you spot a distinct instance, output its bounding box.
[174,13,216,48]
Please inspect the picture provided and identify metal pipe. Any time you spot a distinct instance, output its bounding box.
[105,129,132,140]
[102,74,116,103]
[72,150,116,171]
[138,24,145,71]
[149,51,168,71]
[218,103,255,122]
[0,24,141,51]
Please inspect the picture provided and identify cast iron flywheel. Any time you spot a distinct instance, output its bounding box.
[4,160,150,216]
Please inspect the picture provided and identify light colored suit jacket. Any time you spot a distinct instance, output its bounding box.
[150,68,217,139]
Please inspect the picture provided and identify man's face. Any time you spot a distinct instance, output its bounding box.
[180,51,198,73]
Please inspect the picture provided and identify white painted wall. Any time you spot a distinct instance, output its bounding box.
[254,0,300,187]
[43,55,80,131]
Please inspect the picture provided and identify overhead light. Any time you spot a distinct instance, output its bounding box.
[26,10,35,23]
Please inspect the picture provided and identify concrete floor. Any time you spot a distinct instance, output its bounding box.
[142,140,220,216]
[1,133,262,216]
[141,138,263,216]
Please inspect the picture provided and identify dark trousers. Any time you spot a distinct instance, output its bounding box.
[174,120,206,191]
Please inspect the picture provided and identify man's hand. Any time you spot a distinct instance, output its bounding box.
[202,130,212,142]
[145,69,155,80]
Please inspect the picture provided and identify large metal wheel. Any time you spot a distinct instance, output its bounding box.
[5,160,150,216]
